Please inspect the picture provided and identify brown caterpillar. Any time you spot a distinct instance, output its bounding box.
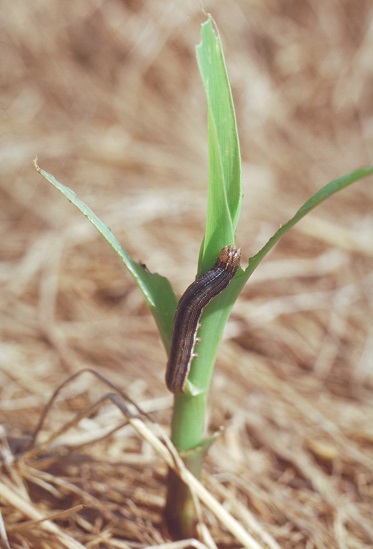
[165,245,241,393]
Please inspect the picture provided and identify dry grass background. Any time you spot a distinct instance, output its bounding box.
[1,1,373,548]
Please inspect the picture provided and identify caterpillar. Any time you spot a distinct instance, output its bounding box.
[165,245,241,393]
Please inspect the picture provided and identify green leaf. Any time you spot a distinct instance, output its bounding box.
[188,166,373,394]
[34,159,178,350]
[241,166,373,284]
[175,17,242,400]
[196,17,242,272]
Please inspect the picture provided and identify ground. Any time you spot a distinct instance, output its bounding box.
[1,1,372,548]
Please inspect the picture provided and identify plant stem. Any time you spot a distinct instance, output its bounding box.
[164,392,207,538]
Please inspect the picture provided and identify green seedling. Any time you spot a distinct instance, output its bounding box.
[34,17,372,541]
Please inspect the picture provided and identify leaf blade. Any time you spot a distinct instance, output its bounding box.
[34,159,178,349]
[196,17,242,271]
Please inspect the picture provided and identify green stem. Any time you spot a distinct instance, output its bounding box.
[170,392,207,451]
[164,392,207,538]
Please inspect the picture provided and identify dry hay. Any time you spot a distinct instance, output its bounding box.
[1,1,373,548]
